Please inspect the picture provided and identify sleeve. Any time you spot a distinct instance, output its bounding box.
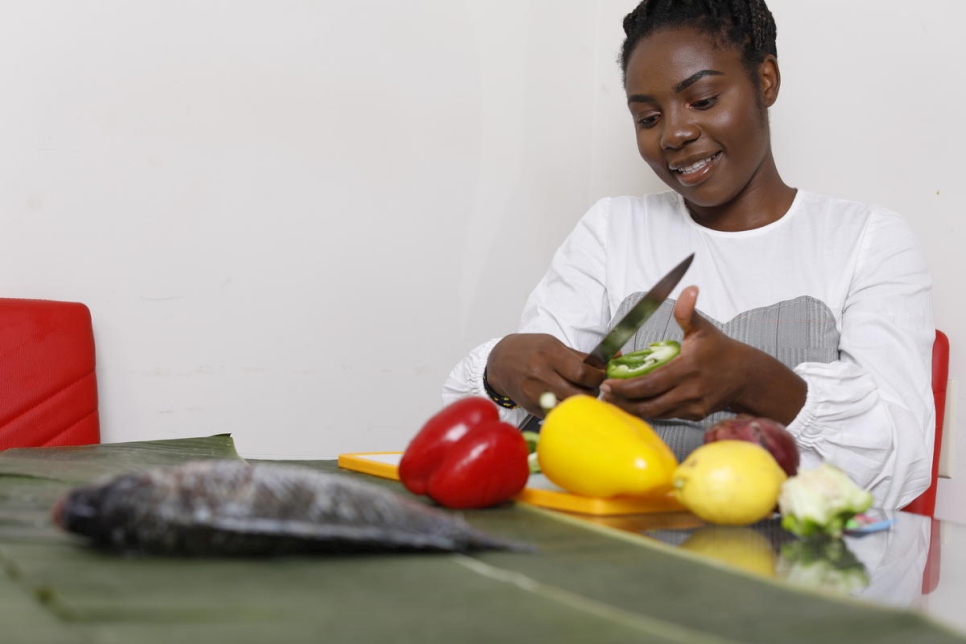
[441,198,614,423]
[440,337,527,425]
[787,210,935,509]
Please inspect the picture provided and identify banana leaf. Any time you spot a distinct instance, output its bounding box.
[1,436,964,644]
[0,573,83,644]
[0,434,240,483]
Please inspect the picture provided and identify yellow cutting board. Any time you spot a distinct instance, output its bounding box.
[337,452,683,516]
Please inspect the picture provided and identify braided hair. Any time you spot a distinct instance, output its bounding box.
[620,0,778,84]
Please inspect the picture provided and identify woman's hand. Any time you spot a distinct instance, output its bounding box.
[600,286,807,425]
[486,333,606,417]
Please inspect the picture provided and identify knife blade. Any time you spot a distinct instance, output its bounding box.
[518,252,695,433]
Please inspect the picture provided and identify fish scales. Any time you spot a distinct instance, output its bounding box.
[52,460,532,556]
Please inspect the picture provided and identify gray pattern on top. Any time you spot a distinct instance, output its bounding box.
[608,295,840,460]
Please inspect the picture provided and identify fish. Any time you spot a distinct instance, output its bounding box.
[51,460,533,556]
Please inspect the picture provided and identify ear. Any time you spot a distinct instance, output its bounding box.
[758,55,781,108]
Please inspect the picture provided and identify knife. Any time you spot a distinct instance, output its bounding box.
[517,252,695,433]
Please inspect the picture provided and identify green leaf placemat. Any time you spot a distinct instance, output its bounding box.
[0,436,964,644]
[0,434,239,484]
[0,572,86,644]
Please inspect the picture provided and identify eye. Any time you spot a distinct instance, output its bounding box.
[635,113,660,129]
[690,96,718,110]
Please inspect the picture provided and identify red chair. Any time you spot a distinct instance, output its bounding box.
[902,329,949,517]
[0,299,100,450]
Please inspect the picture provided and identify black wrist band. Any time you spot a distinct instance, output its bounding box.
[483,368,517,409]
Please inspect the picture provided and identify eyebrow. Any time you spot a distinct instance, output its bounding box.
[627,69,725,104]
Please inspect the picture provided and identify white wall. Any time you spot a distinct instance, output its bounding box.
[2,2,964,520]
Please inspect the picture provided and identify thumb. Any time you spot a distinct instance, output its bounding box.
[673,285,702,336]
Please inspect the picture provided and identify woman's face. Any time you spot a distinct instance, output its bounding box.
[624,27,779,210]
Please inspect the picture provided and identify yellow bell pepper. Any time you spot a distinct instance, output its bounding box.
[537,395,678,498]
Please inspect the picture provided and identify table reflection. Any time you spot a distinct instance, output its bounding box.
[574,510,933,607]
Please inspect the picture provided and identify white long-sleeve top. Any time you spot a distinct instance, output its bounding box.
[443,190,935,508]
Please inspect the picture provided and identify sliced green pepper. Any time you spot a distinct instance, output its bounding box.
[606,340,680,379]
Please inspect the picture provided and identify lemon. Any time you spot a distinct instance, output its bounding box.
[680,526,777,578]
[673,440,786,526]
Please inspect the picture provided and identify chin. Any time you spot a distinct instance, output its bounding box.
[681,176,749,210]
[654,173,722,207]
[678,187,731,210]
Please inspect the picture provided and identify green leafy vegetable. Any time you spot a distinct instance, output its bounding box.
[778,463,873,538]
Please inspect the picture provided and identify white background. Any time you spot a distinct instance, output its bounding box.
[1,2,963,526]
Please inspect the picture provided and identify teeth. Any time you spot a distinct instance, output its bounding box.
[676,154,716,174]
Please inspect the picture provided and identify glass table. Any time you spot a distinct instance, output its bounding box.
[569,509,958,626]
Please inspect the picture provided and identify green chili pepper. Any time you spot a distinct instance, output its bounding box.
[606,340,681,379]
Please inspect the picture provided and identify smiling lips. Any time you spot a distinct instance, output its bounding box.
[671,152,721,186]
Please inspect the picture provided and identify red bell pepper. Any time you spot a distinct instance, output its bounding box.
[398,397,530,509]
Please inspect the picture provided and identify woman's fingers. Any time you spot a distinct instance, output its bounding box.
[487,333,606,416]
[673,285,700,335]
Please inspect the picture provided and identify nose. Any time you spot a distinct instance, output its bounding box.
[660,107,699,150]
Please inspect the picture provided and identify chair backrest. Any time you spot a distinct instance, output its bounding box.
[0,299,100,450]
[902,329,949,517]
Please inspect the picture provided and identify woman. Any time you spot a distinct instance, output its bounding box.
[443,0,934,508]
